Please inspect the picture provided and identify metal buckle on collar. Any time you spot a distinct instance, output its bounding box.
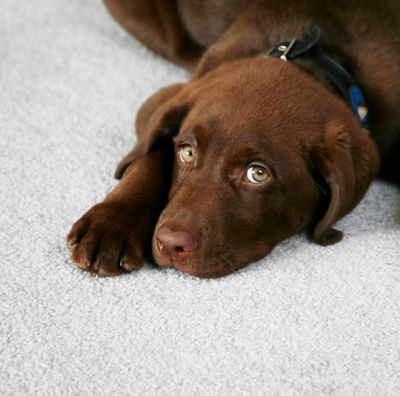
[266,26,321,60]
[276,38,297,61]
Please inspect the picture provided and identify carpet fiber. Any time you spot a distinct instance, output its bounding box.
[1,1,400,394]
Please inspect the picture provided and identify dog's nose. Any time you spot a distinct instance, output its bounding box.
[156,226,196,261]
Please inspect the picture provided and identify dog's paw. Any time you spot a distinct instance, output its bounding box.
[66,202,146,276]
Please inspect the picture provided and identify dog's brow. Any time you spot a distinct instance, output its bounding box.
[192,124,208,145]
[231,146,269,162]
[173,133,196,145]
[174,124,208,145]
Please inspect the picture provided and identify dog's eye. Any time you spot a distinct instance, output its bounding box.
[246,165,270,184]
[179,145,194,163]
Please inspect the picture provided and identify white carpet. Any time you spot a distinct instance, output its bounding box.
[1,1,400,394]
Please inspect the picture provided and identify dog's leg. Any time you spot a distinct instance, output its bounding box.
[66,148,172,276]
[103,0,202,70]
[66,83,186,276]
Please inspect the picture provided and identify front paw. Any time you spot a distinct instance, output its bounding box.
[66,202,148,276]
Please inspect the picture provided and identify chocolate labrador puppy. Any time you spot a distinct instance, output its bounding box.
[67,0,400,278]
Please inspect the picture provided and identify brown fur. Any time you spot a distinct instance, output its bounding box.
[67,0,399,278]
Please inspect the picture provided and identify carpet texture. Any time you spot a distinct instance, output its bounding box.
[1,1,400,395]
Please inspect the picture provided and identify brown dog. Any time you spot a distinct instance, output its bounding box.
[67,0,400,278]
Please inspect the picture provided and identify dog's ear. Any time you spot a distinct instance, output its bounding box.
[311,121,380,246]
[115,83,189,179]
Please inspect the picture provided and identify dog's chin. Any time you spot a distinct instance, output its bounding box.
[175,260,241,279]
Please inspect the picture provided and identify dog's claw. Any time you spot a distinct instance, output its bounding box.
[119,257,125,268]
[69,238,79,246]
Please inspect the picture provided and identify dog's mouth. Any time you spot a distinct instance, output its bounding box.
[152,233,245,278]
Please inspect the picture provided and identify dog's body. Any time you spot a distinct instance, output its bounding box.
[67,0,400,278]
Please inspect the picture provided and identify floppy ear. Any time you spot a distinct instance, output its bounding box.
[115,83,188,179]
[311,121,380,246]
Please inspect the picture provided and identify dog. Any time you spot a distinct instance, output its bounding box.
[67,0,400,278]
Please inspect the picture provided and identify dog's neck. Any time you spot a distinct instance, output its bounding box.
[264,23,400,143]
[265,27,369,128]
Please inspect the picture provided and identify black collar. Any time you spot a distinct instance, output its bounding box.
[267,26,368,128]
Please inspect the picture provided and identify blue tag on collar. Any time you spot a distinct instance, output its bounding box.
[348,85,368,127]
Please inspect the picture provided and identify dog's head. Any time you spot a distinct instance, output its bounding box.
[118,57,379,278]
